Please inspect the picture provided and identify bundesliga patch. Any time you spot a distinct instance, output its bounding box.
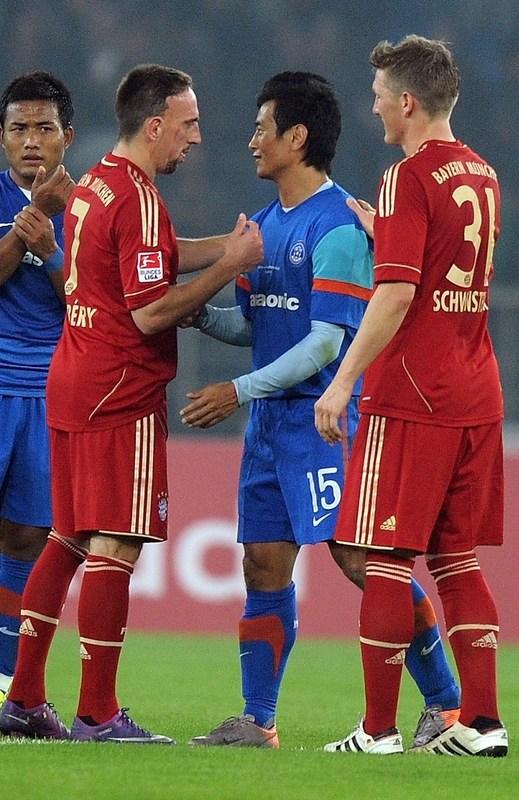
[137,251,164,282]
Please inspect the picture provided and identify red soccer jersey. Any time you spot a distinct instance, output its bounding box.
[361,139,503,426]
[47,153,178,431]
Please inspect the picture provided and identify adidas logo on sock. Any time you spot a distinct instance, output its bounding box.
[471,631,498,649]
[19,618,37,637]
[380,516,396,531]
[80,643,92,660]
[385,649,406,665]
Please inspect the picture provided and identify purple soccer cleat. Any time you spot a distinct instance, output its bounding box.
[0,699,71,739]
[71,707,175,743]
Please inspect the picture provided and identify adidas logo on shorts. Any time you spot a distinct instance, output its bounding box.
[380,516,396,531]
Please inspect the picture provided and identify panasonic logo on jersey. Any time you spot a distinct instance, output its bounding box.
[250,293,299,310]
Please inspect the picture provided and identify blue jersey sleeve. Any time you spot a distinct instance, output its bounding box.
[311,223,373,331]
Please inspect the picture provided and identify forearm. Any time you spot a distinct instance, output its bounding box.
[179,321,345,430]
[0,228,27,286]
[331,282,415,393]
[234,321,345,404]
[133,213,263,334]
[47,266,66,306]
[177,235,229,273]
[195,304,252,345]
[133,255,245,334]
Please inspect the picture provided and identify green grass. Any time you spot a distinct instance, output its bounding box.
[1,630,516,800]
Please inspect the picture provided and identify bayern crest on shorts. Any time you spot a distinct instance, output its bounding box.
[157,491,168,522]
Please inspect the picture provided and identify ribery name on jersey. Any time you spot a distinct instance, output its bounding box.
[250,292,300,310]
[433,289,488,313]
[67,299,97,328]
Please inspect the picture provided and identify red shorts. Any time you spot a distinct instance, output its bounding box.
[50,413,169,542]
[335,415,504,554]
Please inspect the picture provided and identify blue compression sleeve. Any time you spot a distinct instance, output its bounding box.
[233,320,345,405]
[195,304,252,346]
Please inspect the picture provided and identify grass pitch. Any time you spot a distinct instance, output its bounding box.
[1,629,516,800]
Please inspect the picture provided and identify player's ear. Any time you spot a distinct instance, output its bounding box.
[402,91,417,118]
[64,126,74,149]
[146,116,162,142]
[291,123,308,152]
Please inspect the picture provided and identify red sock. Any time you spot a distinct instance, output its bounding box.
[76,554,133,723]
[360,553,415,736]
[428,552,500,726]
[9,532,86,707]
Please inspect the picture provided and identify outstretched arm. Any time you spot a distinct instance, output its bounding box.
[177,234,229,274]
[131,214,263,334]
[180,320,345,429]
[314,281,415,444]
[193,304,252,346]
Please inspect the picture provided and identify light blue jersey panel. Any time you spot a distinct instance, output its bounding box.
[0,170,65,396]
[236,182,373,544]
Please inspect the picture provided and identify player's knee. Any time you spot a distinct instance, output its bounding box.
[242,548,293,592]
[0,521,49,560]
[328,542,366,589]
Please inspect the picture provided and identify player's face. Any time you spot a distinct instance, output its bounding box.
[0,100,73,190]
[155,89,201,175]
[372,69,406,146]
[249,101,293,181]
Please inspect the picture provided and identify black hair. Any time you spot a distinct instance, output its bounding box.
[0,70,74,129]
[256,71,341,174]
[115,63,193,140]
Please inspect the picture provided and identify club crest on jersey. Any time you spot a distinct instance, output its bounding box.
[157,491,168,522]
[288,241,306,265]
[137,251,164,282]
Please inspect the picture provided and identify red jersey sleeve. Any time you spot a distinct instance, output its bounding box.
[373,160,428,286]
[111,166,178,311]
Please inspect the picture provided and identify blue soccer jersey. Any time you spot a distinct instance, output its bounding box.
[236,181,372,399]
[0,170,65,395]
[236,181,373,546]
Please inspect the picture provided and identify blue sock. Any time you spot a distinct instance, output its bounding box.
[405,578,461,709]
[239,582,298,728]
[0,554,35,677]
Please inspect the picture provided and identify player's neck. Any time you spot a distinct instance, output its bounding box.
[277,167,329,209]
[401,120,455,157]
[112,141,156,182]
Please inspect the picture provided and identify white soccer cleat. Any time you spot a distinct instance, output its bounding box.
[413,720,508,757]
[324,719,403,754]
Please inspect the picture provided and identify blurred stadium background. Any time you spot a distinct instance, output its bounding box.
[1,2,517,639]
[1,0,517,437]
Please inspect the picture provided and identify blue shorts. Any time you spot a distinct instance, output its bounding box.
[237,396,359,545]
[0,395,52,527]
